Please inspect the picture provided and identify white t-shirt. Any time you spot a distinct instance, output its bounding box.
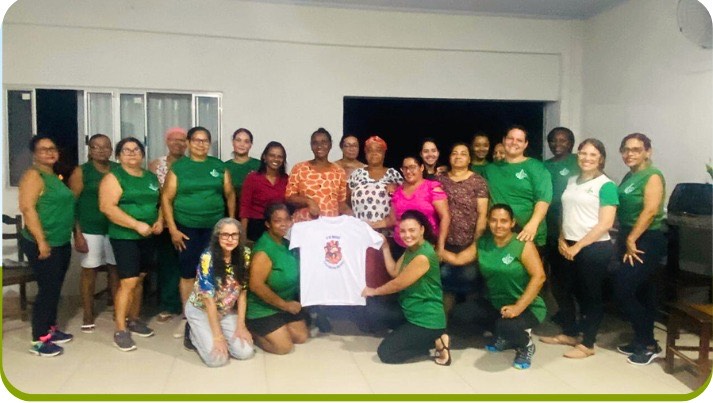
[289,215,383,306]
[561,175,619,242]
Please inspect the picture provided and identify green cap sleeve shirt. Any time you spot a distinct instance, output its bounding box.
[77,161,119,235]
[107,166,160,240]
[544,154,580,238]
[617,166,665,230]
[477,234,547,323]
[171,156,227,228]
[398,242,446,330]
[21,169,75,246]
[246,232,300,320]
[483,158,553,246]
[225,157,261,193]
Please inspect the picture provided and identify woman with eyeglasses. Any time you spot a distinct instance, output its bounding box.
[239,141,289,242]
[99,137,162,352]
[613,133,666,366]
[390,155,449,259]
[247,203,309,354]
[162,126,235,345]
[184,217,255,366]
[335,134,365,179]
[68,134,119,333]
[19,134,76,357]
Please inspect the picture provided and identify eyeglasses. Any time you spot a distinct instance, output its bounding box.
[219,232,239,241]
[120,148,142,155]
[36,147,58,154]
[620,147,645,155]
[191,138,211,145]
[401,165,421,172]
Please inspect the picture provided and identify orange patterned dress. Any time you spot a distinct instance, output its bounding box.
[285,161,347,222]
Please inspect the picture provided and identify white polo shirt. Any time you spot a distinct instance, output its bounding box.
[561,175,619,242]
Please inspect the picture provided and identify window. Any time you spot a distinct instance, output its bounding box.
[4,87,222,187]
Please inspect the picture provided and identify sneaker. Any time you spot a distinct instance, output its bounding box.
[156,311,174,323]
[183,323,196,351]
[173,318,187,338]
[513,342,536,370]
[49,326,73,344]
[486,337,514,352]
[127,320,154,337]
[616,342,638,356]
[29,335,63,357]
[80,323,96,334]
[113,330,137,352]
[627,343,662,366]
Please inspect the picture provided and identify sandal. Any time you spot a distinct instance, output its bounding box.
[563,344,595,359]
[539,334,579,346]
[435,334,452,366]
[80,323,95,334]
[156,312,174,323]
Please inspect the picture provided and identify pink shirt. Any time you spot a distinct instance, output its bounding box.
[391,179,447,247]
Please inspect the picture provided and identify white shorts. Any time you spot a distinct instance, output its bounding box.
[79,233,117,268]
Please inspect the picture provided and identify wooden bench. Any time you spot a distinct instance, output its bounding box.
[2,214,36,321]
[665,302,713,387]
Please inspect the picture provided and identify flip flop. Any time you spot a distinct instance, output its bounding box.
[563,344,596,359]
[435,334,452,366]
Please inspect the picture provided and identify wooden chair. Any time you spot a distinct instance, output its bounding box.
[665,302,713,388]
[2,214,36,321]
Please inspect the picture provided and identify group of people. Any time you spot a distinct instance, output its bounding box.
[17,123,665,370]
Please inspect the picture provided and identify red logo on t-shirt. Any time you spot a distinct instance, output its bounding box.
[324,240,343,268]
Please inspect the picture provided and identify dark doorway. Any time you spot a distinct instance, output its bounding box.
[343,97,545,169]
[36,89,80,181]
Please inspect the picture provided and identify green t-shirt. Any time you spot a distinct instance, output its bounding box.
[172,156,226,228]
[77,161,119,235]
[617,166,665,230]
[544,154,579,240]
[483,159,553,246]
[21,169,75,246]
[398,242,446,330]
[107,166,160,240]
[246,233,300,320]
[470,162,488,177]
[225,157,260,193]
[477,234,547,323]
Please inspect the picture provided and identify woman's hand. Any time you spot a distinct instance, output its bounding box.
[233,324,253,346]
[517,222,538,242]
[361,287,377,298]
[134,222,152,238]
[74,233,89,254]
[623,237,644,266]
[561,243,582,261]
[284,301,302,315]
[211,336,228,359]
[37,239,51,260]
[151,220,164,235]
[307,198,321,218]
[170,228,190,251]
[500,304,524,319]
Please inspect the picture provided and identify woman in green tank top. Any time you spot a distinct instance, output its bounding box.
[68,134,119,333]
[246,203,308,354]
[613,133,666,366]
[99,137,163,352]
[362,210,450,366]
[18,134,76,357]
[442,204,546,370]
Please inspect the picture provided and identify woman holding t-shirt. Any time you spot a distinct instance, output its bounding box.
[162,126,235,342]
[362,210,450,365]
[613,133,666,366]
[539,139,618,359]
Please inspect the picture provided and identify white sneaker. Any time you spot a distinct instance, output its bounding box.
[173,318,186,339]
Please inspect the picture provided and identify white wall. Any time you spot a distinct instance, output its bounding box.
[2,0,585,215]
[582,0,713,193]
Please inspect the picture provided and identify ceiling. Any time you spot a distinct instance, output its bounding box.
[258,0,627,20]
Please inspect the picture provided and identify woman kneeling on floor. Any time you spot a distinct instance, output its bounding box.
[246,203,309,354]
[441,204,546,369]
[362,210,450,366]
[184,217,255,367]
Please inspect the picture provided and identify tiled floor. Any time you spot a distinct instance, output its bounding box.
[1,295,708,397]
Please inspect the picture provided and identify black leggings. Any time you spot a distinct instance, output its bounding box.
[21,238,72,341]
[484,304,540,349]
[613,230,665,347]
[554,240,613,348]
[377,321,445,364]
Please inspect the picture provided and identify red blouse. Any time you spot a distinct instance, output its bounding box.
[239,172,288,219]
